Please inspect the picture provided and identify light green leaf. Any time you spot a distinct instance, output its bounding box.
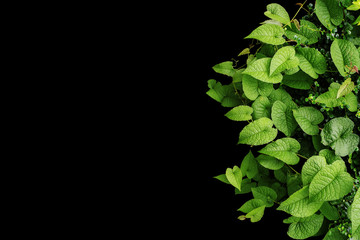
[337,78,355,98]
[240,151,258,179]
[212,61,236,77]
[238,117,278,146]
[259,138,301,165]
[270,46,299,76]
[251,186,278,207]
[251,96,272,120]
[242,74,273,100]
[282,70,314,90]
[271,100,298,137]
[206,80,243,107]
[319,149,342,164]
[243,58,283,83]
[344,92,358,112]
[351,189,360,238]
[309,160,354,202]
[301,155,327,186]
[277,186,323,218]
[225,166,243,191]
[238,199,266,213]
[315,83,343,107]
[225,105,253,121]
[330,39,360,77]
[320,117,360,157]
[285,19,321,45]
[315,0,343,30]
[264,3,291,25]
[245,205,266,222]
[256,154,284,170]
[284,214,324,239]
[293,107,324,135]
[296,47,327,79]
[244,24,286,45]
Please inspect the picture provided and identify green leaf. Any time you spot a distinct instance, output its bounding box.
[320,202,340,221]
[330,39,360,77]
[242,74,273,100]
[293,107,324,135]
[270,46,299,76]
[238,117,278,146]
[318,149,342,164]
[206,80,243,107]
[296,47,327,79]
[277,185,323,218]
[256,154,284,170]
[244,24,286,45]
[238,199,266,213]
[245,205,266,223]
[284,214,324,239]
[282,70,314,90]
[251,186,278,207]
[337,78,355,98]
[225,105,253,121]
[285,19,321,45]
[264,3,291,25]
[225,166,243,191]
[344,92,358,112]
[243,58,283,83]
[320,117,360,157]
[309,160,354,202]
[315,83,343,107]
[251,96,272,120]
[301,155,327,186]
[259,138,301,165]
[351,189,360,238]
[323,227,347,240]
[315,0,343,30]
[240,151,258,179]
[271,100,298,137]
[212,61,236,77]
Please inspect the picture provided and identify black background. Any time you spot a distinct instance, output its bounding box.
[194,0,324,238]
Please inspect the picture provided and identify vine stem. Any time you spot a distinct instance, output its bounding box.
[284,0,308,29]
[287,164,300,175]
[297,153,308,160]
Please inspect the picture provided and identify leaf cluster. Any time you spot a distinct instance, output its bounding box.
[207,1,360,239]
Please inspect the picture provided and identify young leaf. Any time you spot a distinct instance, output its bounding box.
[320,117,360,157]
[258,138,301,165]
[277,185,323,217]
[337,78,355,98]
[284,214,324,239]
[212,61,236,77]
[238,117,278,146]
[238,199,266,213]
[206,80,243,107]
[243,58,283,83]
[225,105,253,121]
[330,39,360,77]
[293,107,324,135]
[244,24,286,45]
[315,0,343,30]
[309,160,354,202]
[225,166,243,191]
[251,186,278,207]
[264,3,291,26]
[245,205,266,223]
[270,46,299,76]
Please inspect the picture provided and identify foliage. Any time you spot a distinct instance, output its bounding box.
[207,1,360,239]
